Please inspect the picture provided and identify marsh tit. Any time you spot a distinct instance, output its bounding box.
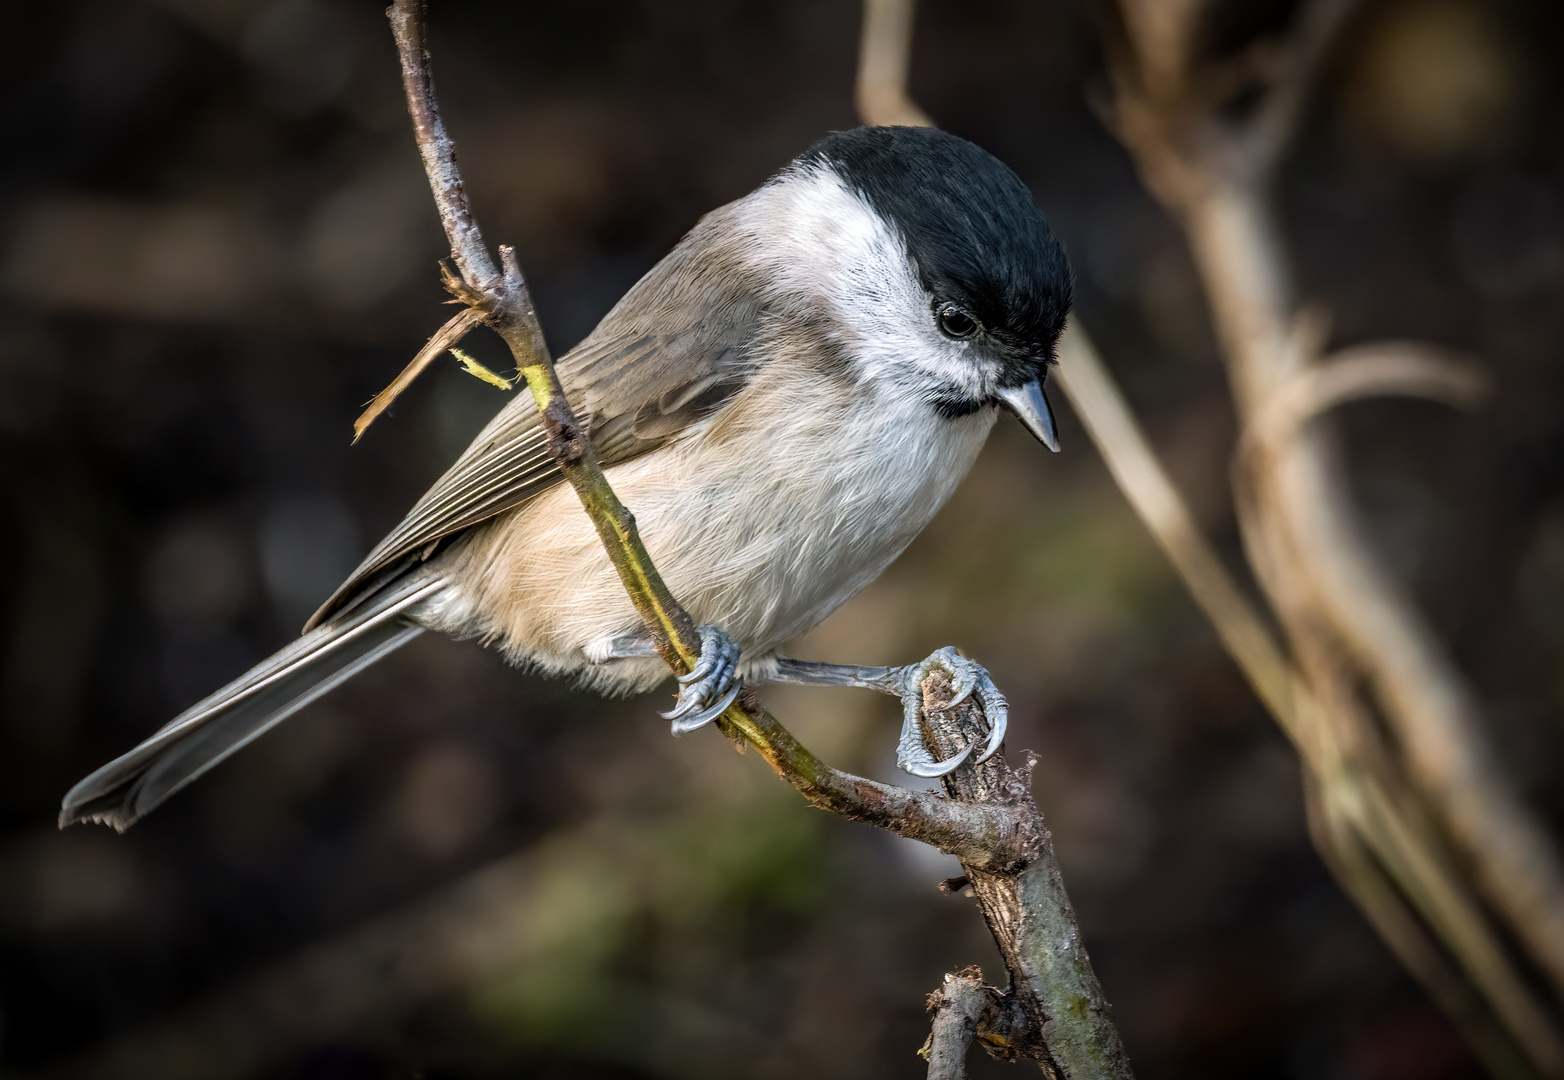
[62,125,1072,831]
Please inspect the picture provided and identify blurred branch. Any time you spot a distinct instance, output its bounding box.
[1054,324,1297,724]
[1245,0,1361,171]
[381,2,1133,1075]
[1244,339,1492,458]
[1080,0,1564,1073]
[858,0,933,127]
[1304,781,1545,1080]
[1054,325,1546,1067]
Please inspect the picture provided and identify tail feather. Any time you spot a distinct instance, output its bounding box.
[61,573,449,831]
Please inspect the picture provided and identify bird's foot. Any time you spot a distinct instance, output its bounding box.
[661,624,742,735]
[890,647,1008,778]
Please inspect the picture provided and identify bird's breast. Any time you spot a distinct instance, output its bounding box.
[631,371,998,653]
[434,369,996,689]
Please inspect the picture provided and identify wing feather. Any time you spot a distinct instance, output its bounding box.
[306,206,764,630]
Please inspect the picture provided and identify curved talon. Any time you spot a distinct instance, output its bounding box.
[890,647,1008,777]
[676,631,725,685]
[898,737,975,778]
[660,695,702,722]
[973,678,1008,763]
[671,681,742,735]
[661,625,742,735]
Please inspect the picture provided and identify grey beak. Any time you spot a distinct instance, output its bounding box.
[996,379,1060,452]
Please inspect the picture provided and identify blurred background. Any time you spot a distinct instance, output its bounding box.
[2,0,1562,1076]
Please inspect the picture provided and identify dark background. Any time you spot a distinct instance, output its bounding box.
[2,0,1563,1076]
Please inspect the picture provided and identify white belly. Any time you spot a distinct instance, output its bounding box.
[426,373,997,693]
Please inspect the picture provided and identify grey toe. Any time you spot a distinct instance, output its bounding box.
[891,647,1008,777]
[661,625,742,734]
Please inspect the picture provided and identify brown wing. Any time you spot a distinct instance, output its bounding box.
[305,208,764,630]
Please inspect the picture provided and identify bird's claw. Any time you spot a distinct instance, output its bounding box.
[661,625,743,735]
[892,647,1008,778]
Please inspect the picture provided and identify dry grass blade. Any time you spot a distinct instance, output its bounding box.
[1303,783,1545,1080]
[1060,317,1563,1077]
[353,306,485,442]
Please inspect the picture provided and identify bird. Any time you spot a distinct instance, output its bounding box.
[61,125,1072,832]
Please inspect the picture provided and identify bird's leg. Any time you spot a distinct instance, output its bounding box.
[768,648,1008,778]
[596,625,743,735]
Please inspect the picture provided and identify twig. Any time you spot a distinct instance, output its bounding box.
[857,0,933,127]
[1246,0,1363,173]
[389,2,494,287]
[1054,323,1297,724]
[1243,341,1491,457]
[353,305,484,441]
[924,967,988,1079]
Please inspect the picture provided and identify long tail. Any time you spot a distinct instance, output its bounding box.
[60,572,451,831]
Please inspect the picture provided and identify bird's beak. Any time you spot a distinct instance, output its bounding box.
[996,379,1060,452]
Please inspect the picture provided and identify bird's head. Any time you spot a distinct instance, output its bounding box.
[770,125,1072,449]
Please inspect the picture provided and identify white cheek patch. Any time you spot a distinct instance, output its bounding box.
[731,167,996,402]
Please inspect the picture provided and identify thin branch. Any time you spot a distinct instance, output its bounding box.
[1303,782,1546,1080]
[1113,0,1205,104]
[924,967,988,1080]
[388,0,494,286]
[1244,343,1491,458]
[390,0,700,679]
[1246,0,1364,172]
[857,0,933,127]
[1054,322,1298,725]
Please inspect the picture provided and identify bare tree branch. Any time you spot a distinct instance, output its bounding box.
[1054,323,1298,723]
[1245,342,1491,458]
[917,673,1135,1078]
[388,0,495,287]
[1079,0,1564,1072]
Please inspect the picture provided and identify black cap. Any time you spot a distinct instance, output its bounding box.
[799,126,1072,388]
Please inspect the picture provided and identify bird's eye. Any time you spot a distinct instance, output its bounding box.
[936,306,978,340]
